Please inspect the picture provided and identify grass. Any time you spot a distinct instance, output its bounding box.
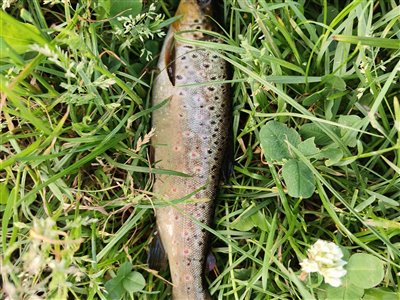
[1,0,400,299]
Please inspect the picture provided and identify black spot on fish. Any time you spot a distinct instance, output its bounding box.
[209,106,215,110]
[192,54,198,58]
[208,87,215,92]
[203,64,210,68]
[184,45,194,49]
[176,75,183,80]
[211,76,217,80]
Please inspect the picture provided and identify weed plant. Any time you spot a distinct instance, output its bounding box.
[0,0,399,299]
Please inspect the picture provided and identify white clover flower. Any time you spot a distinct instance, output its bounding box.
[2,0,17,10]
[300,239,347,287]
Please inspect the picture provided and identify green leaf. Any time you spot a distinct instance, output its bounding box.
[319,147,343,166]
[325,76,346,92]
[123,271,146,294]
[250,210,269,232]
[298,138,320,157]
[105,277,124,300]
[110,0,142,18]
[338,115,363,147]
[0,11,46,57]
[105,262,133,300]
[299,123,338,146]
[117,262,132,277]
[282,159,315,198]
[302,89,327,106]
[333,35,400,49]
[0,183,10,205]
[260,121,301,162]
[347,253,384,289]
[317,5,339,25]
[363,288,399,300]
[231,213,256,231]
[326,280,364,300]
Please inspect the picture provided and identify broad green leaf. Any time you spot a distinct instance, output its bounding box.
[123,271,146,294]
[282,159,315,198]
[299,123,338,146]
[347,253,384,289]
[117,262,133,277]
[260,121,301,162]
[319,147,343,166]
[298,138,320,157]
[363,288,399,300]
[325,75,346,92]
[338,115,363,147]
[0,183,10,205]
[0,11,46,57]
[105,277,124,300]
[231,213,256,231]
[302,89,327,106]
[110,0,142,18]
[325,276,364,300]
[105,262,133,300]
[250,210,269,232]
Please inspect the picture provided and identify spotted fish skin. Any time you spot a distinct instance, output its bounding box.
[151,0,230,299]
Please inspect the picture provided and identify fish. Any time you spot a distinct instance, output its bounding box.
[150,0,230,299]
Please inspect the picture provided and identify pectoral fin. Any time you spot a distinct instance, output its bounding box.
[147,230,168,271]
[164,36,176,86]
[206,251,216,273]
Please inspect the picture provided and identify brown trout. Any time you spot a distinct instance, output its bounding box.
[151,0,230,299]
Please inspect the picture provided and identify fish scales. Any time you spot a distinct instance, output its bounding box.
[151,1,230,299]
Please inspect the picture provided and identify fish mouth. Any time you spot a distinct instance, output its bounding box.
[174,0,213,28]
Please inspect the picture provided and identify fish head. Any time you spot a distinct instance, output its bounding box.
[173,0,214,30]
